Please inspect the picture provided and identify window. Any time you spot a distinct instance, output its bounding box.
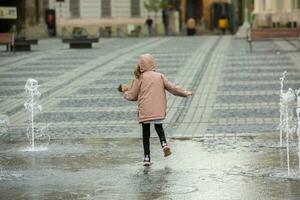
[101,0,111,17]
[70,0,80,18]
[298,0,300,8]
[131,0,140,17]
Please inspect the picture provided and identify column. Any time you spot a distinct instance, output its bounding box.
[275,0,282,12]
[254,0,259,13]
[181,0,186,23]
[254,0,265,13]
[266,0,273,12]
[283,0,293,12]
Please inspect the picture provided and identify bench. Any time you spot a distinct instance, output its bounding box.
[62,37,99,48]
[247,27,300,53]
[13,38,38,51]
[0,33,15,55]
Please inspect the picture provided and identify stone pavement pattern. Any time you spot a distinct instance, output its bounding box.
[1,37,300,141]
[1,37,300,200]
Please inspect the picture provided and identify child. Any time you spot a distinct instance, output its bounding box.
[119,53,192,166]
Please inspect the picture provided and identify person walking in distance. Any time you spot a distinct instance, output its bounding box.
[145,15,154,36]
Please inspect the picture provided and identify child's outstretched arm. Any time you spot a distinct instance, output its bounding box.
[122,79,141,101]
[161,74,192,97]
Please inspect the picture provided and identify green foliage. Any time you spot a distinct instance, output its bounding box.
[143,0,169,13]
[143,0,161,13]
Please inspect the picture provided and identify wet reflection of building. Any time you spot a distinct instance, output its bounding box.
[0,0,47,38]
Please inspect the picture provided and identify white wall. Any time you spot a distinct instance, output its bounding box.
[49,0,71,18]
[111,0,130,17]
[80,0,101,17]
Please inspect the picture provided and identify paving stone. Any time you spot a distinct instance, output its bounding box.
[74,88,120,95]
[211,108,278,118]
[226,62,292,67]
[221,83,300,91]
[223,68,298,74]
[36,111,137,122]
[0,89,24,96]
[216,95,279,104]
[0,73,60,78]
[0,80,44,86]
[7,66,77,72]
[224,75,300,82]
[92,79,131,85]
[206,123,277,133]
[58,98,134,107]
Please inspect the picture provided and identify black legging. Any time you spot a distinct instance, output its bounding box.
[142,123,167,158]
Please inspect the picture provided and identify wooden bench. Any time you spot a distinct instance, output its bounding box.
[0,33,15,55]
[62,37,99,48]
[247,28,300,53]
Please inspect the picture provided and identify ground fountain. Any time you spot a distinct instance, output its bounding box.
[279,71,299,176]
[24,79,50,151]
[0,114,9,134]
[279,71,287,147]
[296,90,300,174]
[281,88,296,175]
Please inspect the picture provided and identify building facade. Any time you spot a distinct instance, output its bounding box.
[181,0,253,32]
[0,0,48,38]
[48,0,154,37]
[253,0,300,28]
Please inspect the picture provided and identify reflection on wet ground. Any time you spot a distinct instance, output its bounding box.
[0,135,300,200]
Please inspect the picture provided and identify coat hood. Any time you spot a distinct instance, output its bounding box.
[139,53,156,72]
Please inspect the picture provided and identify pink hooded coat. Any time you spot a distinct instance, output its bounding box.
[123,54,190,123]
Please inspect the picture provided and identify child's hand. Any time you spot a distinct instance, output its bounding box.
[118,84,129,92]
[186,90,193,96]
[122,85,129,92]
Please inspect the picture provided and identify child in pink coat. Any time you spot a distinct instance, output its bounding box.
[120,53,192,166]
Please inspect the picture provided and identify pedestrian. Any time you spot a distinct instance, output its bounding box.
[119,54,192,166]
[186,18,196,36]
[145,15,153,36]
[162,10,169,36]
[218,15,228,35]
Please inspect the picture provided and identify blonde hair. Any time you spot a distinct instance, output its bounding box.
[134,65,141,79]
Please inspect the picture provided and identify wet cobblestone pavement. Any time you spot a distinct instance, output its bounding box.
[1,37,300,199]
[1,137,300,200]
